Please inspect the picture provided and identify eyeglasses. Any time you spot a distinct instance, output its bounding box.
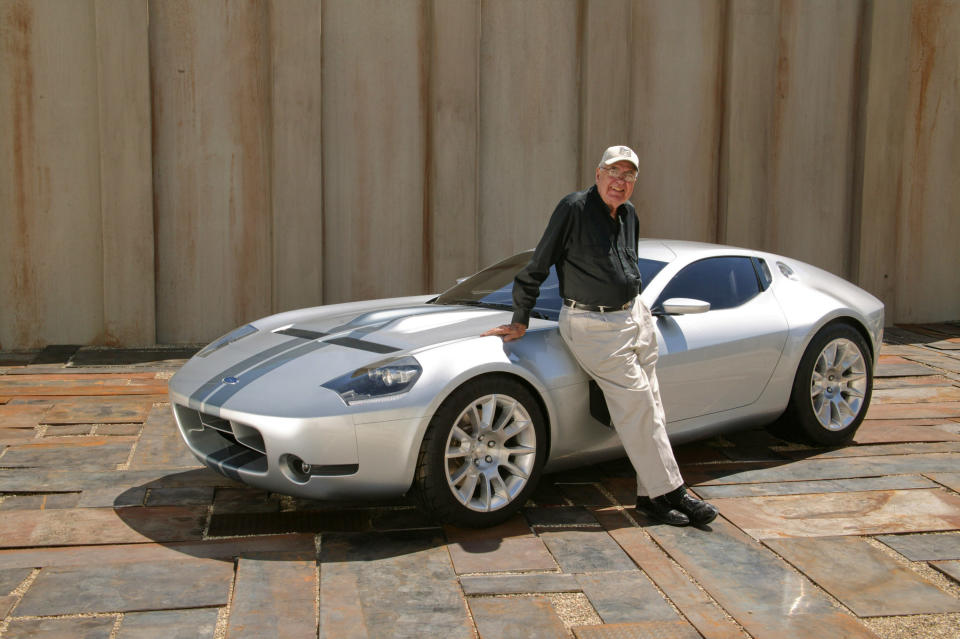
[601,167,638,183]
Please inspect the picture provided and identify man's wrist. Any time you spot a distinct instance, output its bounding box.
[511,310,530,326]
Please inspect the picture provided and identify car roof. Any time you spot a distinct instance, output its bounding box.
[638,238,763,261]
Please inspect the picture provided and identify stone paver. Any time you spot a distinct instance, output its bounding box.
[577,572,679,624]
[0,438,135,470]
[604,522,749,639]
[460,574,579,595]
[227,556,317,638]
[41,396,153,424]
[927,471,960,492]
[116,608,219,639]
[712,489,960,538]
[448,535,558,573]
[0,567,32,593]
[0,506,207,547]
[765,536,960,616]
[648,519,879,639]
[876,532,960,560]
[319,532,472,639]
[15,558,234,615]
[469,596,568,639]
[573,620,702,639]
[539,528,637,573]
[4,617,117,639]
[931,560,960,583]
[1,323,959,638]
[693,474,939,499]
[128,403,202,469]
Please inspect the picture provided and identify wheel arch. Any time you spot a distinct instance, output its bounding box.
[429,371,554,464]
[814,315,877,364]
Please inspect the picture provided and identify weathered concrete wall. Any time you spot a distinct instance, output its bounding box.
[1,0,153,348]
[1,0,958,348]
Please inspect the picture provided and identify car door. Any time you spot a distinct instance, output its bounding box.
[651,256,788,422]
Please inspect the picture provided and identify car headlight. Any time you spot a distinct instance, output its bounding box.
[321,356,422,405]
[196,324,258,358]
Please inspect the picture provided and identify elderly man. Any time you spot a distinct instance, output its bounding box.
[483,145,718,527]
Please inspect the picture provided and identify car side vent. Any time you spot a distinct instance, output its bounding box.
[777,261,798,281]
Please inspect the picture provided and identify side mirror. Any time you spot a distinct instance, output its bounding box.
[654,298,710,316]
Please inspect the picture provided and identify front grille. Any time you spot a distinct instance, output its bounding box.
[173,404,268,476]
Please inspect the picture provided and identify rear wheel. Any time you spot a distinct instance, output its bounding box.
[774,323,873,446]
[414,377,546,527]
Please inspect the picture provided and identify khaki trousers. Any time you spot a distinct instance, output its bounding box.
[558,298,684,498]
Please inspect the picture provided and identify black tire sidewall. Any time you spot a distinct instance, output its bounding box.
[415,377,546,528]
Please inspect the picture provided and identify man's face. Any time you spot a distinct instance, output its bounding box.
[595,160,637,212]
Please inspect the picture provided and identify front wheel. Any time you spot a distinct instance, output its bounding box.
[414,377,546,527]
[777,323,874,446]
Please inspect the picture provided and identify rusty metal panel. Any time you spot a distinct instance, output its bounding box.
[765,536,960,616]
[468,596,569,639]
[877,532,960,561]
[478,0,580,266]
[648,518,879,639]
[580,0,632,187]
[269,0,324,314]
[629,0,724,242]
[227,556,318,638]
[321,0,426,304]
[150,0,273,343]
[712,488,960,539]
[855,0,912,321]
[93,0,155,347]
[428,0,480,291]
[894,2,960,323]
[0,0,105,348]
[720,0,779,250]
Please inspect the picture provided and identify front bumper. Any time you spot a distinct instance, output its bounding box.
[170,402,431,499]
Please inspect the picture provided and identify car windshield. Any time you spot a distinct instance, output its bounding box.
[432,251,669,321]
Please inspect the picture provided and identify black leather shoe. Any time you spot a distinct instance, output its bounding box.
[666,491,718,526]
[635,496,689,526]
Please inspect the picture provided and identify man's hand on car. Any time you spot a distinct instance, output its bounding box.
[481,323,527,342]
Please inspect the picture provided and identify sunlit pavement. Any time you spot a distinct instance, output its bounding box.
[1,324,959,638]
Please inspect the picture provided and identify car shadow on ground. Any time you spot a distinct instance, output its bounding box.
[109,425,834,562]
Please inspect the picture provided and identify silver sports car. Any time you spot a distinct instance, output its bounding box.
[169,240,884,527]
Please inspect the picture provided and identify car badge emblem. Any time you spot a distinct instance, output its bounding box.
[223,376,239,385]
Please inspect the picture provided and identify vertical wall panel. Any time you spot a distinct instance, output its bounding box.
[151,0,273,343]
[94,0,155,346]
[580,0,633,187]
[629,0,724,241]
[855,0,912,322]
[768,0,862,276]
[478,0,580,265]
[3,0,960,349]
[896,0,960,322]
[0,0,104,348]
[719,0,780,249]
[269,0,323,312]
[429,0,480,290]
[321,0,426,303]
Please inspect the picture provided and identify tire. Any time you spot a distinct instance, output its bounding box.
[775,323,873,446]
[414,377,547,527]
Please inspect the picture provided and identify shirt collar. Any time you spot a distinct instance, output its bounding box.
[587,184,627,219]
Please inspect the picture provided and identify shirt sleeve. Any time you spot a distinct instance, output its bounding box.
[511,198,573,326]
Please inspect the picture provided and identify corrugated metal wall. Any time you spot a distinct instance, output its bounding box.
[1,0,958,348]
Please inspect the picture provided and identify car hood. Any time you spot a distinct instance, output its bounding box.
[168,297,527,416]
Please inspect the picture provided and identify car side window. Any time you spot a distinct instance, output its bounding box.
[655,256,762,311]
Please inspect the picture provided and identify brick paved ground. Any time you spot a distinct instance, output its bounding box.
[0,324,959,638]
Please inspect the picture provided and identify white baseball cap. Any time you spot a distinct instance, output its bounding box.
[599,145,639,171]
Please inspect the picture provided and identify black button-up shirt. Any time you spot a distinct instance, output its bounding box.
[511,185,641,326]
